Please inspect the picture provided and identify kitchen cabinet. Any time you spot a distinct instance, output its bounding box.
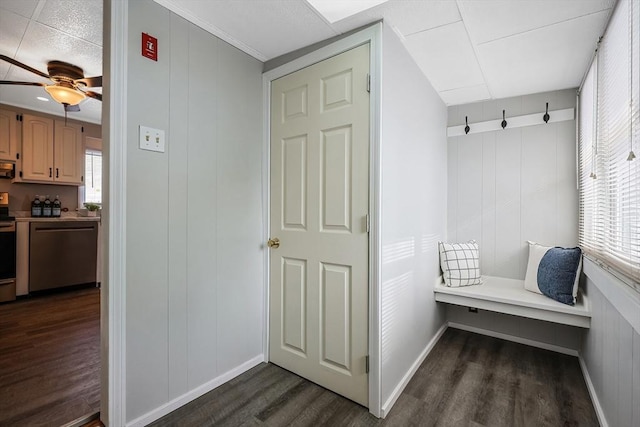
[20,115,83,184]
[0,108,19,162]
[21,114,54,181]
[54,120,83,183]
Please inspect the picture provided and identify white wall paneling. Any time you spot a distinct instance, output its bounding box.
[126,1,171,417]
[125,0,264,423]
[446,307,582,353]
[167,11,189,399]
[581,271,640,427]
[447,89,578,280]
[379,24,448,416]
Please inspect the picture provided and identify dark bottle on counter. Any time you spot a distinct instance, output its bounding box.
[43,195,52,217]
[31,195,42,217]
[52,195,61,217]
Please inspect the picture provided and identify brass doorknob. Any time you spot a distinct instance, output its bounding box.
[267,237,280,248]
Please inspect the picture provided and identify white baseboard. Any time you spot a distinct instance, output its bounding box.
[578,355,608,427]
[126,355,264,427]
[447,322,579,357]
[380,322,448,418]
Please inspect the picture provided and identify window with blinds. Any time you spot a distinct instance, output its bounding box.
[578,0,639,286]
[84,149,102,204]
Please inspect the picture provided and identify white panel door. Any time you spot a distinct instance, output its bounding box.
[269,44,370,406]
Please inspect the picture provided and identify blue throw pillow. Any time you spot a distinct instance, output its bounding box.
[537,247,582,305]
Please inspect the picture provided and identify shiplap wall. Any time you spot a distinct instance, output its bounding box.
[447,89,578,279]
[126,0,263,422]
[582,263,640,427]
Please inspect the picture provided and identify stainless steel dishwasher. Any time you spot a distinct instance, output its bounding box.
[29,221,98,292]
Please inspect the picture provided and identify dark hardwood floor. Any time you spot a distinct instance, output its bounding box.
[0,287,100,427]
[151,328,598,427]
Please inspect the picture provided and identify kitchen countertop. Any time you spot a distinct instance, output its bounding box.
[11,211,101,222]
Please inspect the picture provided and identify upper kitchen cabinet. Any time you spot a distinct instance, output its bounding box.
[20,115,83,185]
[21,114,54,181]
[53,120,83,184]
[0,108,19,162]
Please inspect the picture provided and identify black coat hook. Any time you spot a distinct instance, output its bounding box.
[501,110,507,129]
[543,102,550,123]
[464,116,470,134]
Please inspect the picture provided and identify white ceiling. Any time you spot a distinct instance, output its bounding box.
[0,0,103,124]
[0,0,615,124]
[157,0,614,105]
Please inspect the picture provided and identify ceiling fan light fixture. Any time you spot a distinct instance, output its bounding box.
[45,85,86,106]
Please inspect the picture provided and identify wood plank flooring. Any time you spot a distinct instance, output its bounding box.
[0,287,100,427]
[151,328,598,427]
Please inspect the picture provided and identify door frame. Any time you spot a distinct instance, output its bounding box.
[103,0,128,425]
[261,22,383,417]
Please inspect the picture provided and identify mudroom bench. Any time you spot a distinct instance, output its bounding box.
[434,276,591,328]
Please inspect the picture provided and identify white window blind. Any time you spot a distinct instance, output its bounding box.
[84,149,102,204]
[578,0,639,285]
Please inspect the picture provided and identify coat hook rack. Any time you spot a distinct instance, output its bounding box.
[447,107,575,137]
[543,102,550,123]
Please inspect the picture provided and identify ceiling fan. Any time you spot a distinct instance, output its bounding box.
[0,55,102,113]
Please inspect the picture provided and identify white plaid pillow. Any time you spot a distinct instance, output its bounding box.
[439,240,482,287]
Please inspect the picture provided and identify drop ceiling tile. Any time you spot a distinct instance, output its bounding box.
[37,0,103,46]
[0,0,39,19]
[333,0,461,36]
[5,65,50,84]
[0,9,29,66]
[458,0,615,44]
[405,21,484,92]
[439,84,491,106]
[15,21,102,77]
[157,0,337,60]
[476,10,609,99]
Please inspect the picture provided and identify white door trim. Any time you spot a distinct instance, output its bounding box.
[104,0,127,425]
[261,22,383,417]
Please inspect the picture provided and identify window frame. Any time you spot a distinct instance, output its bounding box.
[577,0,639,291]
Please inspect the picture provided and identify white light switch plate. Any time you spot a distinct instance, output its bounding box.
[139,125,166,153]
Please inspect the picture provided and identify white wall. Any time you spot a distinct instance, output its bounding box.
[379,25,448,410]
[448,89,578,279]
[445,90,581,352]
[125,0,263,422]
[581,260,640,427]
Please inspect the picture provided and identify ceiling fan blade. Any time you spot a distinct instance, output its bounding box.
[84,91,102,101]
[65,104,81,112]
[75,76,102,88]
[0,80,46,86]
[0,55,51,80]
